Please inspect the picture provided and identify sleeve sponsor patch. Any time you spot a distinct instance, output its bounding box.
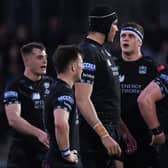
[154,77,168,96]
[4,91,19,105]
[80,62,96,84]
[57,95,74,104]
[4,91,18,99]
[160,74,168,83]
[83,62,96,72]
[54,95,74,112]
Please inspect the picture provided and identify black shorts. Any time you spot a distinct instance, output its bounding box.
[122,142,159,168]
[7,141,46,168]
[80,126,121,168]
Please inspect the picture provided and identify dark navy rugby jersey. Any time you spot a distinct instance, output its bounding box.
[3,75,54,142]
[44,79,79,157]
[79,38,121,125]
[115,56,157,140]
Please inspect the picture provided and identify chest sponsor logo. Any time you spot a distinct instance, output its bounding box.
[119,74,125,83]
[120,83,142,94]
[43,82,50,94]
[139,66,147,74]
[28,86,33,90]
[32,92,40,100]
[44,82,50,88]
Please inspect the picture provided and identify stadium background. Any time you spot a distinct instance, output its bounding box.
[0,0,168,167]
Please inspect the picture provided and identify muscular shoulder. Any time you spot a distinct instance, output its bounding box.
[4,75,24,91]
[79,39,102,61]
[141,56,156,66]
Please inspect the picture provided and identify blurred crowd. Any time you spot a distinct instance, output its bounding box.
[1,17,168,123]
[0,15,168,165]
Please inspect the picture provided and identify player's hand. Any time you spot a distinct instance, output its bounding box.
[63,150,78,163]
[37,130,49,148]
[150,132,166,145]
[122,132,137,154]
[101,135,122,156]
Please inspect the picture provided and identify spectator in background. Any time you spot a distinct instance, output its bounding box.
[3,42,54,168]
[6,44,23,85]
[0,50,5,116]
[155,40,168,66]
[42,16,67,78]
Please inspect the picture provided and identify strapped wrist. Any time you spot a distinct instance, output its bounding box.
[150,126,163,135]
[60,147,71,158]
[93,122,109,138]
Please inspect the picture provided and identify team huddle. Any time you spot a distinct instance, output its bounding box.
[3,5,168,168]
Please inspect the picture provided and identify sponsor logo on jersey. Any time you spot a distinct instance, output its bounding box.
[82,73,94,79]
[58,95,74,104]
[119,74,125,83]
[32,92,40,100]
[44,82,50,94]
[83,62,96,72]
[139,66,147,74]
[120,83,142,94]
[44,82,50,88]
[28,86,33,90]
[4,91,18,99]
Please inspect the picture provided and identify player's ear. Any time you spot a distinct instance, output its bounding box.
[23,55,30,66]
[138,40,142,47]
[71,63,76,72]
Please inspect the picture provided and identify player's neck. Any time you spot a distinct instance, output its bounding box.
[24,70,41,81]
[122,51,142,62]
[57,74,73,88]
[87,32,105,45]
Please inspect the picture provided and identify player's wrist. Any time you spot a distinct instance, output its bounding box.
[150,126,163,136]
[60,147,71,158]
[93,122,110,138]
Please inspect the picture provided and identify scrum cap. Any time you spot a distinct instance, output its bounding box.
[88,5,117,35]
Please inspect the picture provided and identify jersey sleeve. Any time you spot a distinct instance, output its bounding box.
[153,68,168,97]
[80,45,96,84]
[53,94,74,113]
[3,84,20,106]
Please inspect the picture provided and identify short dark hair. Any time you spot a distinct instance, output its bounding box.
[20,42,46,58]
[121,22,144,37]
[52,45,83,74]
